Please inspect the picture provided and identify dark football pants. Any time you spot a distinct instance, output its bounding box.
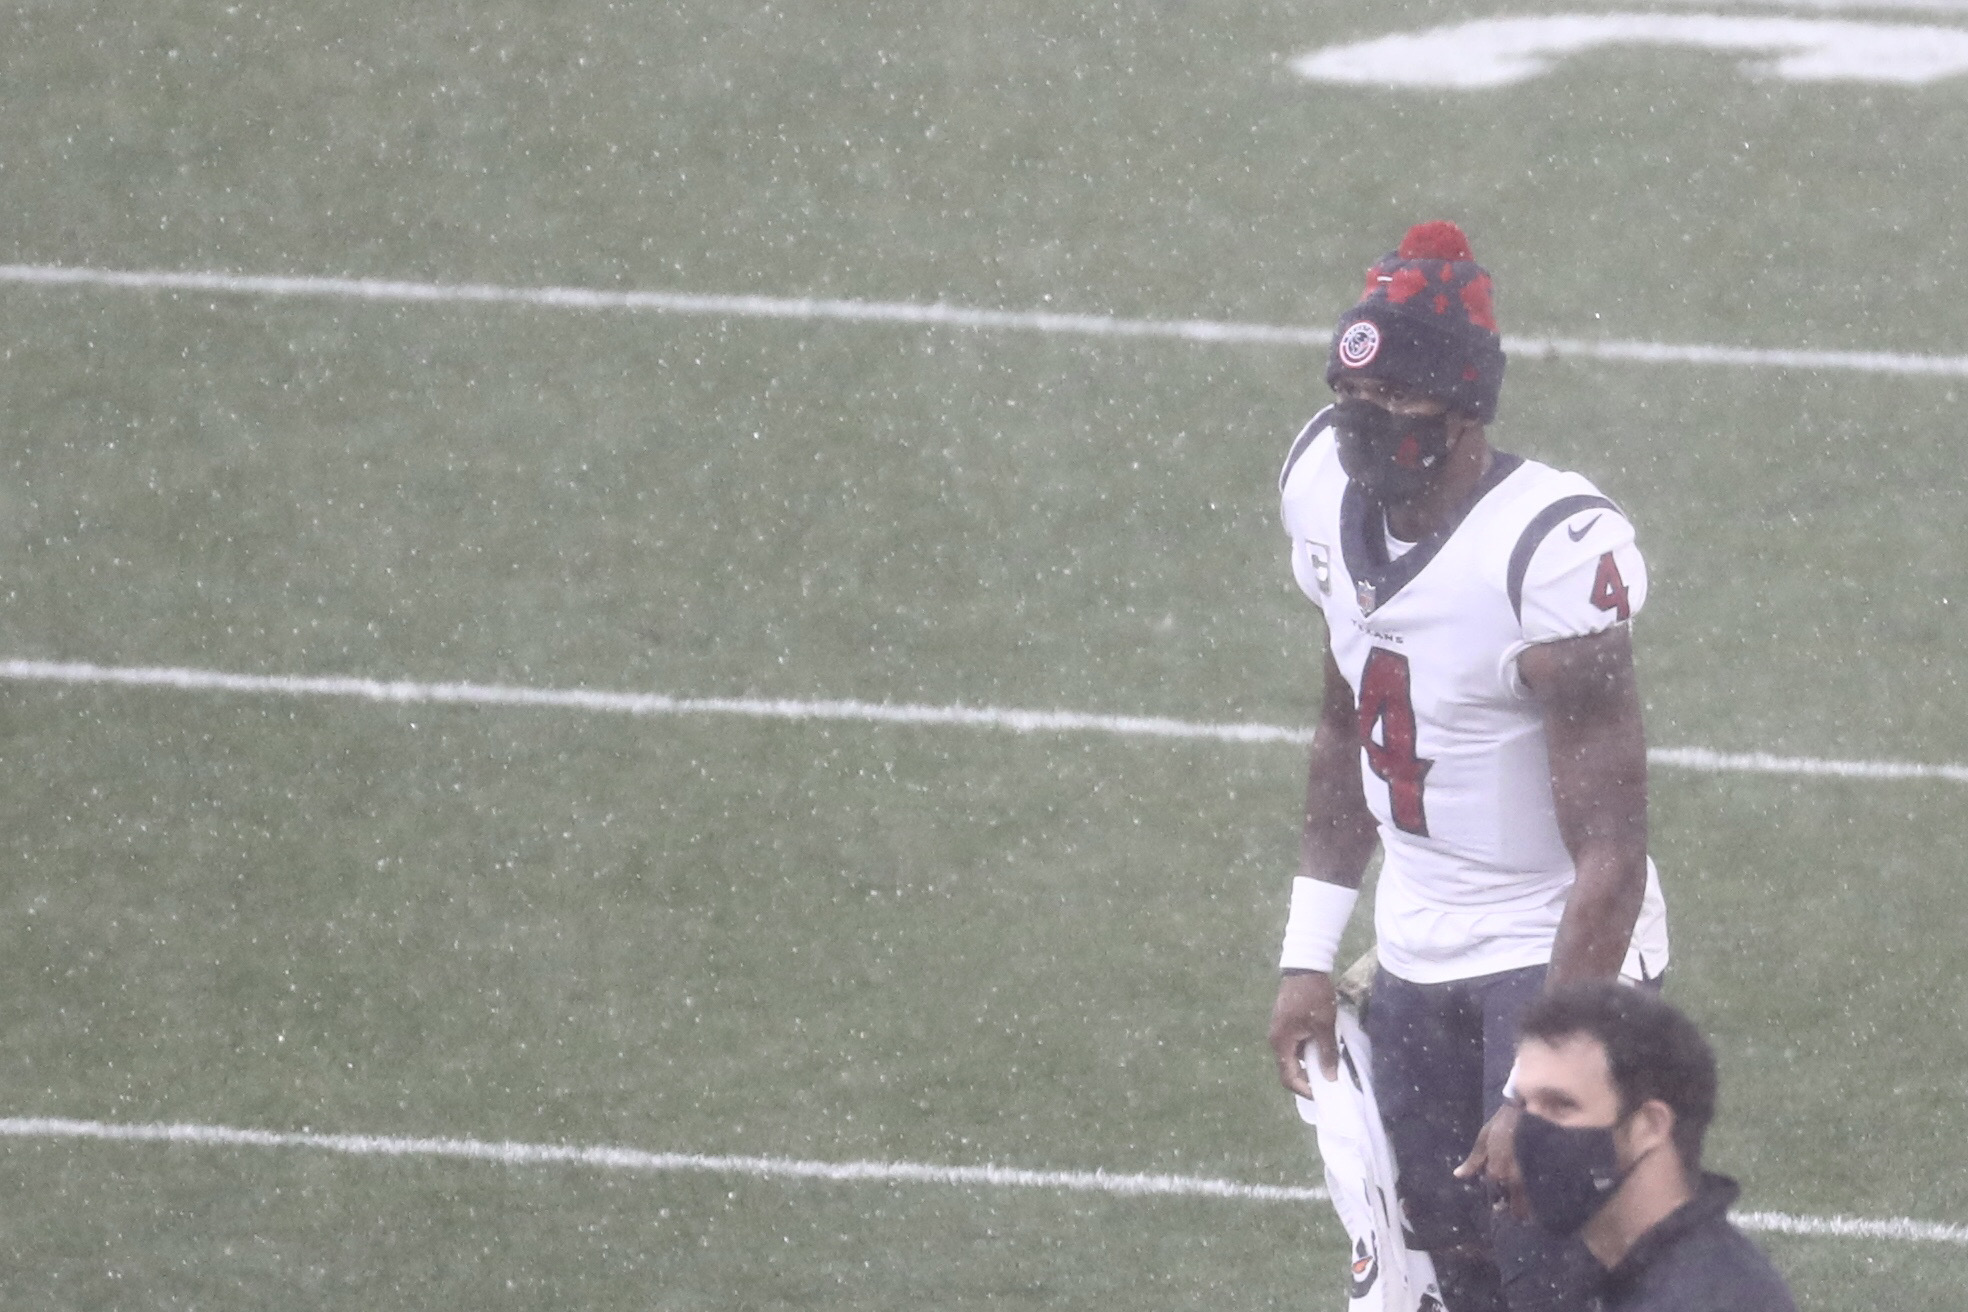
[1366,963,1608,1312]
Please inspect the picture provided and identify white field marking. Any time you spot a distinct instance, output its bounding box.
[1653,0,1968,14]
[3,262,1967,379]
[0,1116,1325,1205]
[0,263,1330,348]
[1734,1210,1968,1244]
[1292,14,1968,88]
[6,659,1968,786]
[1648,746,1968,784]
[0,659,1315,746]
[1507,333,1968,378]
[4,1116,1966,1246]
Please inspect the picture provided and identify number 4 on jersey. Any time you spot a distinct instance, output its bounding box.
[1591,551,1631,621]
[1356,648,1432,836]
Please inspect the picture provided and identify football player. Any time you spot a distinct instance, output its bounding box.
[1266,221,1669,1312]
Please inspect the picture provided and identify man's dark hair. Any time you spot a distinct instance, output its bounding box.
[1519,982,1718,1173]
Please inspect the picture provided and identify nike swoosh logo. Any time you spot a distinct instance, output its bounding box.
[1567,514,1603,542]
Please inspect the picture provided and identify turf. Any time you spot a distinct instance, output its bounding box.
[1,1,1964,1307]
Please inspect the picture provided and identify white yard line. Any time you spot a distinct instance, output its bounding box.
[0,1116,1321,1205]
[1,1115,1961,1245]
[1647,745,1968,783]
[3,263,1966,378]
[1733,1209,1968,1244]
[5,658,1966,785]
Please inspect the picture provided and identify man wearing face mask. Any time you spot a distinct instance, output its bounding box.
[1513,982,1795,1311]
[1268,221,1670,1312]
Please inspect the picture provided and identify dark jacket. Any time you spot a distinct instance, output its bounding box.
[1596,1174,1796,1312]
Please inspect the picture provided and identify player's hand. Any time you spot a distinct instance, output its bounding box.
[1269,971,1339,1097]
[1455,1101,1527,1218]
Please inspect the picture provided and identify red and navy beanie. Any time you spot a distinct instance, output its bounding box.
[1324,220,1507,424]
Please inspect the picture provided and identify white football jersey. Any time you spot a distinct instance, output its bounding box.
[1280,408,1669,984]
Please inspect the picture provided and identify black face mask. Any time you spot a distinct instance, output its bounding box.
[1331,398,1452,505]
[1514,1110,1638,1236]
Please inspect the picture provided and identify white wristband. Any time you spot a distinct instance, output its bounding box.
[1502,1058,1523,1104]
[1278,877,1359,973]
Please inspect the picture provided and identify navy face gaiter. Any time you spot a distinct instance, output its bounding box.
[1331,398,1451,505]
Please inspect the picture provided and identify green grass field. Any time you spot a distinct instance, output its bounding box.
[2,1,1966,1307]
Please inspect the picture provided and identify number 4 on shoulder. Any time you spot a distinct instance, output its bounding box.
[1590,551,1631,621]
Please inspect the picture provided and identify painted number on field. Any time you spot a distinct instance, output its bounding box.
[1292,14,1968,88]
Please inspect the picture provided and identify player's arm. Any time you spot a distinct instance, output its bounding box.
[1268,648,1379,1097]
[1459,623,1648,1209]
[1522,623,1649,986]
